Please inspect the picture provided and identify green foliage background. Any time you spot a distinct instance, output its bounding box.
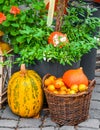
[0,0,100,65]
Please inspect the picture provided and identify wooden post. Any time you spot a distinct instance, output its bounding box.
[0,49,13,108]
[55,0,68,31]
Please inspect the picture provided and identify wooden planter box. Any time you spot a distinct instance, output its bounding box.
[0,49,13,108]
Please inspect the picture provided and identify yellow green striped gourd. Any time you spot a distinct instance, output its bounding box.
[7,64,43,118]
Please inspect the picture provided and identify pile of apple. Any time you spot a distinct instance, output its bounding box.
[44,68,89,95]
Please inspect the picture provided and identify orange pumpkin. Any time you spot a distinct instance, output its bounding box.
[48,31,68,47]
[62,67,89,88]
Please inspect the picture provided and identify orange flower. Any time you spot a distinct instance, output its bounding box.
[10,6,20,15]
[0,12,6,24]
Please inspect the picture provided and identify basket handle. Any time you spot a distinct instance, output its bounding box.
[42,73,51,88]
[88,79,96,92]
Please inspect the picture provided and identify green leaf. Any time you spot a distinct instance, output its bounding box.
[0,0,4,4]
[7,14,17,21]
[20,13,26,21]
[13,45,20,53]
[2,21,10,27]
[3,5,10,12]
[26,37,32,44]
[11,23,19,28]
[31,1,45,11]
[16,35,26,43]
[10,30,19,36]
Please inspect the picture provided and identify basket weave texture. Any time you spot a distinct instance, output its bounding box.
[42,74,95,126]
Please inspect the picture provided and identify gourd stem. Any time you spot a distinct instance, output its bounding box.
[20,64,26,76]
[80,67,83,70]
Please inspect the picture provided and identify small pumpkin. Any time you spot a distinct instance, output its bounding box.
[0,31,4,36]
[62,67,89,88]
[7,64,43,118]
[0,31,11,53]
[0,42,11,53]
[48,31,69,47]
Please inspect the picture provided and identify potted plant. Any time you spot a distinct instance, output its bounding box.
[80,0,100,80]
[0,0,100,78]
[65,0,100,80]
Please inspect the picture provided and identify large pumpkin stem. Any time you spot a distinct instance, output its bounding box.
[78,67,83,73]
[80,67,83,70]
[20,64,26,76]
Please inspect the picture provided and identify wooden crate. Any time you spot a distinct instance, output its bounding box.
[0,49,13,108]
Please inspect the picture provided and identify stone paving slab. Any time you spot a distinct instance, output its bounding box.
[0,128,15,130]
[95,77,100,84]
[95,71,100,77]
[1,106,19,120]
[90,100,100,110]
[42,127,55,130]
[17,128,41,130]
[89,109,100,120]
[59,126,75,130]
[93,85,100,92]
[92,92,100,101]
[42,117,58,127]
[18,118,42,128]
[0,109,3,117]
[78,119,100,129]
[77,128,100,130]
[0,119,18,128]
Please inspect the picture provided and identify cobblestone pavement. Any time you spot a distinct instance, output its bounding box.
[0,71,100,130]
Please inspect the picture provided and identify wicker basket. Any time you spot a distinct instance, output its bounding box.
[42,74,95,126]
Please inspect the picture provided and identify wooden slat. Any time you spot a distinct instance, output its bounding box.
[0,50,13,108]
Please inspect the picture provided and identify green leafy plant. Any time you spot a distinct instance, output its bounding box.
[0,0,100,66]
[0,0,53,52]
[61,1,100,52]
